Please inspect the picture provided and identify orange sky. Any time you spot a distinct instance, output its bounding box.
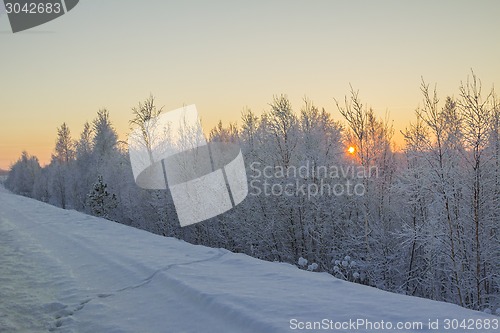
[1,0,499,170]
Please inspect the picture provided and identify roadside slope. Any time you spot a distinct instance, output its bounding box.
[0,188,496,333]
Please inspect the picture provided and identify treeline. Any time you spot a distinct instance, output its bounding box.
[5,72,499,312]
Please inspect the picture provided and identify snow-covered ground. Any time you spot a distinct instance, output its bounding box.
[0,186,497,333]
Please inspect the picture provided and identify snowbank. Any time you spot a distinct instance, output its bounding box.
[0,188,496,332]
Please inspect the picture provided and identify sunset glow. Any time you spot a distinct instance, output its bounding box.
[1,1,499,170]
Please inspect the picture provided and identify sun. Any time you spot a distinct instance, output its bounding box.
[347,146,356,155]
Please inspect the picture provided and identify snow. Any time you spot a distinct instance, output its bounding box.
[297,257,308,267]
[0,186,497,333]
[307,263,318,271]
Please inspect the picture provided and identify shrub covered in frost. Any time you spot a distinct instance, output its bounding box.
[297,257,308,267]
[307,263,318,271]
[331,255,363,283]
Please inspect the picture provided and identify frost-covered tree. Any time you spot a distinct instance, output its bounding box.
[92,109,119,171]
[70,122,95,211]
[457,72,494,309]
[397,73,500,310]
[335,87,398,290]
[5,151,41,197]
[129,95,164,164]
[54,123,75,164]
[268,94,298,168]
[44,123,76,209]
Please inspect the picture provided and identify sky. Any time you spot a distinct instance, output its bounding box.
[1,0,499,169]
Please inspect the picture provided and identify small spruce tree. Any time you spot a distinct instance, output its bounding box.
[87,175,117,218]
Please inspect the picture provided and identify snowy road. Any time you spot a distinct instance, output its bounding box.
[0,186,496,333]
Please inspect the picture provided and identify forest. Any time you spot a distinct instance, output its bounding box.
[5,72,499,313]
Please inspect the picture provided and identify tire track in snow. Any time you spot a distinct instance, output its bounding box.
[0,191,268,333]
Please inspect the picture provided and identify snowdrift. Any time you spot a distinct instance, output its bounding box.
[0,187,496,332]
